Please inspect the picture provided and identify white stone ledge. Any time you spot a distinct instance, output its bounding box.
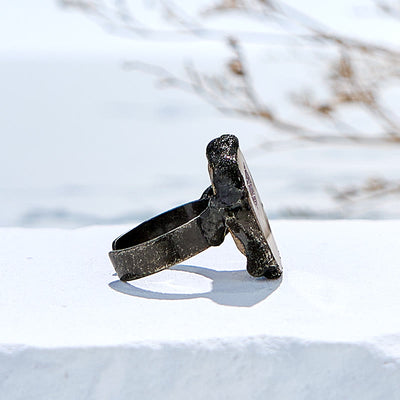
[1,221,400,399]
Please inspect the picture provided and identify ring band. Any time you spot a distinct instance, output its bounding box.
[109,196,225,281]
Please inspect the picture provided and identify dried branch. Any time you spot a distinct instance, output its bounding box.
[61,0,400,207]
[332,177,400,203]
[62,1,400,144]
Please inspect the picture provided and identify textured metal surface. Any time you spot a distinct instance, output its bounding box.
[109,134,282,281]
[207,134,282,278]
[109,196,226,281]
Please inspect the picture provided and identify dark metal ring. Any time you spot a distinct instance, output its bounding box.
[110,134,282,282]
[109,194,226,281]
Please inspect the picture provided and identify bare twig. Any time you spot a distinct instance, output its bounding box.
[332,177,400,202]
[61,0,400,206]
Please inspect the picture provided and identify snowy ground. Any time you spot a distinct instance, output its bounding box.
[1,1,400,227]
[1,221,400,399]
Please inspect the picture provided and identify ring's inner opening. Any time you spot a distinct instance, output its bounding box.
[113,199,209,250]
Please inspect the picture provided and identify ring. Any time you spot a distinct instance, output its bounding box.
[109,134,282,281]
[109,193,226,281]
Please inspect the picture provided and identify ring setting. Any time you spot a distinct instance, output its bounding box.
[109,134,282,281]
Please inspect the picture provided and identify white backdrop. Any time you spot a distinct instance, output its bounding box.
[1,0,400,226]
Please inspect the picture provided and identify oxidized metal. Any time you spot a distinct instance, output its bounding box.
[109,196,226,281]
[206,135,282,278]
[109,134,282,281]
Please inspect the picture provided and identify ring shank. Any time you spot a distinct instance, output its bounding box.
[109,199,211,281]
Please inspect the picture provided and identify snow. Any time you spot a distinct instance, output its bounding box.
[1,221,400,398]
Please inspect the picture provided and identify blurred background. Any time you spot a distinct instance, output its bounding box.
[1,0,400,227]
